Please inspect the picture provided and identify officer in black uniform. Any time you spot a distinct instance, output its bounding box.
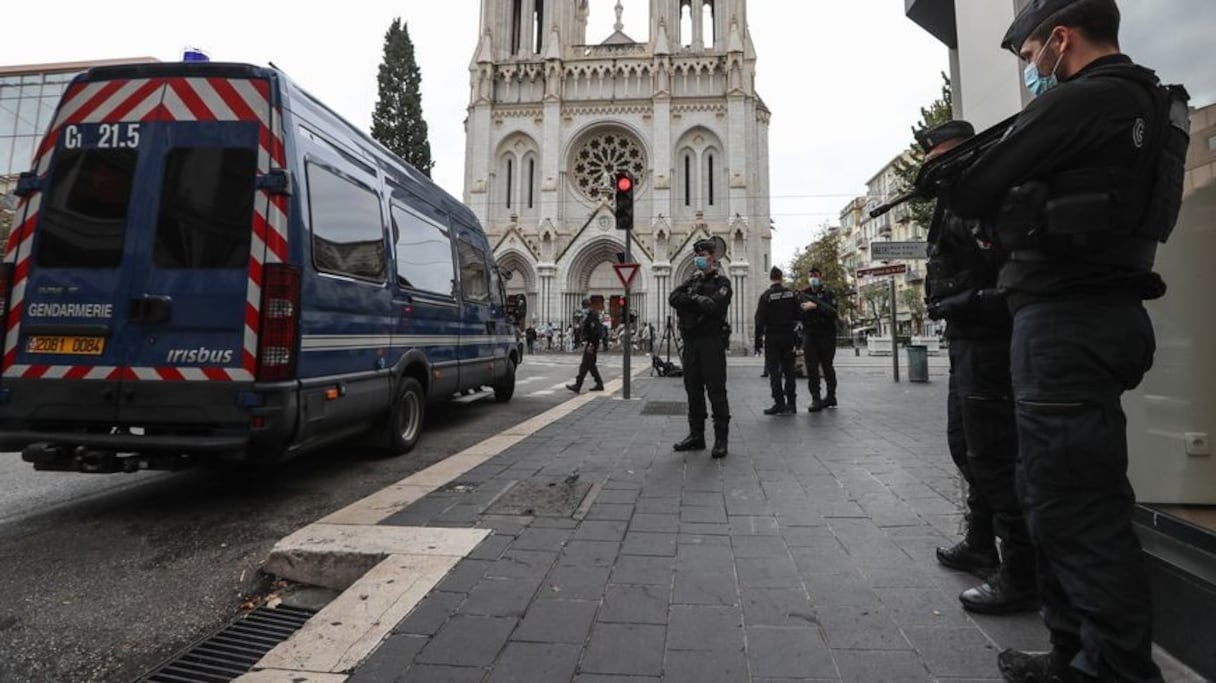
[670,239,733,458]
[799,267,839,412]
[920,121,1037,616]
[948,1,1189,680]
[566,298,605,394]
[754,266,801,416]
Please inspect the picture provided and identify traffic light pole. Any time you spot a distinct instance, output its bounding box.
[623,230,632,400]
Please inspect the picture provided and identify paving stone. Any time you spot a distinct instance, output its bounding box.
[735,556,802,588]
[816,605,911,650]
[729,515,782,536]
[677,532,733,548]
[510,527,574,552]
[558,540,620,568]
[620,531,677,557]
[746,626,837,679]
[780,526,836,547]
[731,535,791,559]
[610,555,674,587]
[740,587,818,628]
[416,615,517,667]
[663,648,747,683]
[904,626,1003,678]
[678,521,731,536]
[634,497,681,514]
[682,491,725,507]
[478,515,533,536]
[791,544,858,575]
[486,550,558,580]
[541,564,613,600]
[599,584,669,624]
[803,572,882,607]
[530,516,580,529]
[574,676,660,683]
[394,591,465,636]
[680,505,728,524]
[874,587,973,629]
[573,520,629,542]
[433,559,494,594]
[461,577,543,618]
[666,605,744,651]
[485,642,582,683]
[832,649,933,682]
[581,623,667,676]
[585,503,636,521]
[629,513,680,533]
[512,599,599,644]
[346,633,426,683]
[595,488,641,504]
[468,533,514,561]
[400,664,486,683]
[672,570,739,606]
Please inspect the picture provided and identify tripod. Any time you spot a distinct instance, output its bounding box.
[651,316,685,377]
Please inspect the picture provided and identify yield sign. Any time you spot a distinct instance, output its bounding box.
[613,263,641,289]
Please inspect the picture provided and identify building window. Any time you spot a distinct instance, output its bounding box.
[707,154,715,206]
[505,157,513,209]
[702,0,716,46]
[1208,134,1216,152]
[680,2,693,48]
[527,157,535,209]
[511,0,523,54]
[533,2,544,54]
[37,147,137,268]
[154,147,257,269]
[570,130,647,200]
[684,154,692,206]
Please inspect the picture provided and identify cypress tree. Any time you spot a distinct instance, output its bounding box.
[371,18,434,176]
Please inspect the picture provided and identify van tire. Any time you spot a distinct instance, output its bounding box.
[385,377,426,455]
[493,360,516,403]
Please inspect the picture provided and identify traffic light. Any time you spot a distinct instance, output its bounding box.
[614,172,634,231]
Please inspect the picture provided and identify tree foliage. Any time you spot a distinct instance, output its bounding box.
[371,18,434,176]
[892,72,954,229]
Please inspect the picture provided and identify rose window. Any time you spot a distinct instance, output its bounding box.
[571,132,647,200]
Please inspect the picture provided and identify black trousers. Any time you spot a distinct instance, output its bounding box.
[950,336,1034,580]
[1012,299,1160,682]
[803,331,837,399]
[682,334,730,430]
[575,345,603,388]
[764,336,797,406]
[947,343,994,544]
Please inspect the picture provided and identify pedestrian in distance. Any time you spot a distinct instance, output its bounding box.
[524,324,537,355]
[947,1,1190,680]
[800,266,839,412]
[754,266,801,416]
[919,121,1037,618]
[669,239,733,458]
[566,298,605,394]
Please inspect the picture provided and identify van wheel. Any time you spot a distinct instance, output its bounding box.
[386,377,425,455]
[493,360,517,403]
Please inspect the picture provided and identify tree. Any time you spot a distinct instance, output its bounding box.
[900,287,926,335]
[371,18,434,176]
[892,72,954,229]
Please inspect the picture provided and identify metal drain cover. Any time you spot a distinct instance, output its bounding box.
[485,480,593,517]
[141,604,315,682]
[641,401,688,416]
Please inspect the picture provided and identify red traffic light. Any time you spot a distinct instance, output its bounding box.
[615,175,633,193]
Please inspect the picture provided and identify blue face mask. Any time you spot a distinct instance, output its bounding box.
[1024,38,1065,97]
[810,277,822,288]
[694,256,710,271]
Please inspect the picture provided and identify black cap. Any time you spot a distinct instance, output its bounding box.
[915,120,976,154]
[770,266,783,280]
[693,238,717,253]
[1002,0,1081,54]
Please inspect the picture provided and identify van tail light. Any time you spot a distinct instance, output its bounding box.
[0,263,13,331]
[256,264,301,382]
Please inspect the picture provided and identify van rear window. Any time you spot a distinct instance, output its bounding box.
[154,148,257,269]
[37,148,136,268]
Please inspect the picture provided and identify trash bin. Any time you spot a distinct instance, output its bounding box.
[907,344,929,383]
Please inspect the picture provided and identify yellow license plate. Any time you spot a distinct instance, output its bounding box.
[25,336,106,356]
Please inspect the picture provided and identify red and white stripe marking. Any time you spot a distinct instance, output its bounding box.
[3,75,286,382]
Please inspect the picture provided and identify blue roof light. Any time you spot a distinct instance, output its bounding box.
[182,48,210,63]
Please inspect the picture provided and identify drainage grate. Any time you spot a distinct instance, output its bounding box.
[640,401,688,416]
[141,605,316,682]
[485,479,594,517]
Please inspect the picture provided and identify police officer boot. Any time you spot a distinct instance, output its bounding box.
[935,517,998,579]
[565,383,581,394]
[959,567,1039,615]
[711,424,729,459]
[673,422,706,452]
[824,392,837,408]
[997,649,1094,682]
[763,402,785,416]
[808,392,824,413]
[779,399,797,416]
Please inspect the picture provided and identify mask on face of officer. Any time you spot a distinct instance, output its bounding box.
[809,277,822,288]
[694,256,711,272]
[1024,29,1067,97]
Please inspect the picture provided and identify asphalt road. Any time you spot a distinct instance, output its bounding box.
[0,353,614,683]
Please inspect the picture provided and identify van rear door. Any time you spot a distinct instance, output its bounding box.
[6,69,283,426]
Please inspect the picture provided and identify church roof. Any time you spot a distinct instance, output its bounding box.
[600,30,639,46]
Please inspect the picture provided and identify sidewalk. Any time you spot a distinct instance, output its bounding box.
[256,363,1196,682]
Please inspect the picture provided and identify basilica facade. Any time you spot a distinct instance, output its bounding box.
[464,0,772,348]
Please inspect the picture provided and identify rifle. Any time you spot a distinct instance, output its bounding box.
[870,113,1019,219]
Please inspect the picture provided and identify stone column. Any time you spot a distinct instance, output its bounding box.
[538,263,557,329]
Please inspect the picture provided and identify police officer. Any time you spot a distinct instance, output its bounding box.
[948,1,1189,680]
[799,266,839,412]
[566,298,605,394]
[670,239,733,458]
[920,121,1037,617]
[754,266,801,416]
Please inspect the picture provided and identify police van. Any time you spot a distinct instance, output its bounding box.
[0,61,521,472]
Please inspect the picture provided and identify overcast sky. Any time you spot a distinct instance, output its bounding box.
[3,1,1207,267]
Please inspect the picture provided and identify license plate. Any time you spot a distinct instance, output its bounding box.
[25,336,106,356]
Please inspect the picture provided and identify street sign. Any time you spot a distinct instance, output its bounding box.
[856,263,908,278]
[614,263,641,288]
[870,241,929,261]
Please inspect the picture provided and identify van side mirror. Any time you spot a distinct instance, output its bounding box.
[256,169,294,196]
[13,171,42,199]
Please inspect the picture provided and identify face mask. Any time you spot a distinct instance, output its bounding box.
[810,277,821,288]
[694,256,710,271]
[1024,35,1066,97]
